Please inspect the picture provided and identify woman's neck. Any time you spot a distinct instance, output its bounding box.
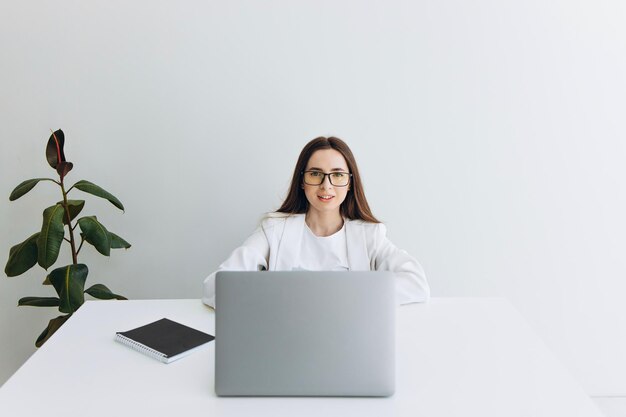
[305,210,344,237]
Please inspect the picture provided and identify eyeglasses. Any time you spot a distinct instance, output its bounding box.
[302,170,352,187]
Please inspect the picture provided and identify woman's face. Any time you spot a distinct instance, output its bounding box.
[302,149,351,215]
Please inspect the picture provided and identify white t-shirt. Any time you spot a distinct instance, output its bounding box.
[293,222,350,271]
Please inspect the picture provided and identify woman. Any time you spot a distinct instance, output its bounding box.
[202,137,430,307]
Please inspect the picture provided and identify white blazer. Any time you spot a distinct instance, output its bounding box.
[202,213,430,307]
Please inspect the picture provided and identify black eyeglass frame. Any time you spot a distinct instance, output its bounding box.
[301,170,353,187]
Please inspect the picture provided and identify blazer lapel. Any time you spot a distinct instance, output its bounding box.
[273,214,305,270]
[345,219,371,271]
[273,214,371,271]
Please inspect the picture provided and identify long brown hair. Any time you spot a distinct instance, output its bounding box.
[276,137,380,223]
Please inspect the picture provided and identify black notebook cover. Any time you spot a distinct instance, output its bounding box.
[116,318,214,362]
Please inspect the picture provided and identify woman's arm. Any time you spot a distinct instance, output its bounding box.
[202,224,271,308]
[372,223,430,304]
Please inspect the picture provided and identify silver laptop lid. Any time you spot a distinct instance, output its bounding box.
[215,271,396,397]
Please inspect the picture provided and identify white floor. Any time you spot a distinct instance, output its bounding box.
[592,397,626,417]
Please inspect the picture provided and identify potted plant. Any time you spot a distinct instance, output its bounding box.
[5,129,130,346]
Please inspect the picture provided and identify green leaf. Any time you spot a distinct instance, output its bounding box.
[77,216,111,256]
[18,296,60,307]
[42,275,51,285]
[85,284,127,300]
[48,264,88,314]
[5,233,40,277]
[109,232,131,249]
[37,205,66,269]
[46,129,66,169]
[35,314,70,348]
[72,180,124,211]
[9,178,56,201]
[56,199,85,225]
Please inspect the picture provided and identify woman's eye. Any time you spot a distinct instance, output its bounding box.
[310,171,322,177]
[331,173,345,179]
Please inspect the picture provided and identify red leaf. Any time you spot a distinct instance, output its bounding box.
[46,129,66,169]
[56,161,73,180]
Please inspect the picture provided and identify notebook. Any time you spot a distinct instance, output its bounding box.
[115,318,214,363]
[215,271,396,396]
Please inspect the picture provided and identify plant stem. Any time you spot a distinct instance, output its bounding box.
[76,236,85,256]
[60,178,78,265]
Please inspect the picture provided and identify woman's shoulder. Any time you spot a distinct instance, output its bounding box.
[346,218,387,234]
[258,212,304,228]
[346,217,383,226]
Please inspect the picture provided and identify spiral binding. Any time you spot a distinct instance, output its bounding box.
[115,333,168,363]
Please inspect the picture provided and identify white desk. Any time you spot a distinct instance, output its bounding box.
[0,298,602,417]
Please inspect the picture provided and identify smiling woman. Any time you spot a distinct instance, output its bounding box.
[202,137,430,308]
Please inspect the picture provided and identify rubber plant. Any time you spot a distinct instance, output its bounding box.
[5,129,130,347]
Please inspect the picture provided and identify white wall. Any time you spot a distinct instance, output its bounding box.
[1,0,625,395]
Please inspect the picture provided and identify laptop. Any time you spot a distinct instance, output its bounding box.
[214,271,396,397]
